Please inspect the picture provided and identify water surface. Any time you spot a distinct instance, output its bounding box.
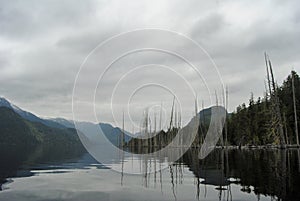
[1,146,300,201]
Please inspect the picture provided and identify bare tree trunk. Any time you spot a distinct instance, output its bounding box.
[145,109,149,148]
[225,86,228,147]
[265,52,272,97]
[148,116,151,149]
[174,106,177,129]
[159,102,163,147]
[121,110,125,148]
[154,112,157,147]
[265,54,286,146]
[292,72,299,146]
[283,112,289,145]
[215,90,224,147]
[195,95,198,116]
[215,90,219,106]
[169,96,175,131]
[202,100,206,135]
[132,125,135,148]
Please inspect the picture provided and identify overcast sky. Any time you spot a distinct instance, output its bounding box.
[0,0,300,129]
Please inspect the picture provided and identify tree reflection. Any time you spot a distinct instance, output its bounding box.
[120,148,300,201]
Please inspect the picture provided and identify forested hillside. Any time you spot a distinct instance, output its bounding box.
[227,71,300,146]
[0,107,85,152]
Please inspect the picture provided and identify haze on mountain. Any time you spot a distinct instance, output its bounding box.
[0,97,132,146]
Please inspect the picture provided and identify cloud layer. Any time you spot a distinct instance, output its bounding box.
[0,0,299,129]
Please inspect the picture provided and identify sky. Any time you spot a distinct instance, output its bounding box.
[0,0,300,129]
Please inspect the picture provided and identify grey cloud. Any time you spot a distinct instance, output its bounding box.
[190,12,226,40]
[56,27,120,54]
[0,0,96,40]
[0,0,299,125]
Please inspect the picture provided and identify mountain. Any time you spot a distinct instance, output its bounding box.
[0,97,66,129]
[0,97,131,146]
[50,118,132,146]
[0,107,40,146]
[0,106,87,187]
[99,122,132,144]
[198,105,229,125]
[0,106,85,152]
[50,117,76,128]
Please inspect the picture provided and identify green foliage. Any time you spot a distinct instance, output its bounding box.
[278,70,300,143]
[227,71,300,146]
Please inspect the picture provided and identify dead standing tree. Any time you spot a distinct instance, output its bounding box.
[264,53,286,147]
[292,72,299,146]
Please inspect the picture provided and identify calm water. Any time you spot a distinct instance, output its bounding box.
[1,146,300,201]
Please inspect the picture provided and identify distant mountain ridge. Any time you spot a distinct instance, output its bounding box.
[0,97,66,129]
[0,106,85,151]
[1,97,227,148]
[0,97,132,146]
[50,118,132,144]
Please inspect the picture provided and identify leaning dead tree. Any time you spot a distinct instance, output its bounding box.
[264,52,286,147]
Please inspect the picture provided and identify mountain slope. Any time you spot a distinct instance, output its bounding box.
[50,117,75,128]
[198,105,229,126]
[99,123,132,144]
[50,118,132,145]
[0,106,85,151]
[1,97,131,146]
[0,107,40,146]
[0,97,66,129]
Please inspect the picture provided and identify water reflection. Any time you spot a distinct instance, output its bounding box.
[1,146,300,201]
[119,148,300,201]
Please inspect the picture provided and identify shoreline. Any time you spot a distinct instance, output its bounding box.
[214,144,300,150]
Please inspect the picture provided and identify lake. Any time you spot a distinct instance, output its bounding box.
[0,146,300,201]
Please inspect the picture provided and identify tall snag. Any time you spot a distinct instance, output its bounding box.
[225,86,229,147]
[264,53,286,146]
[169,96,175,131]
[292,72,299,146]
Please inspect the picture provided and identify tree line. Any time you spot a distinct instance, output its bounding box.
[226,70,300,146]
